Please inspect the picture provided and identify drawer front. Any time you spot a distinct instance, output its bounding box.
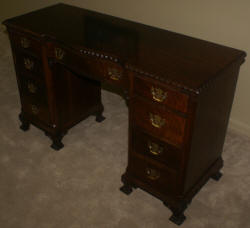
[52,46,128,88]
[19,75,47,105]
[131,97,186,146]
[16,52,43,79]
[102,60,128,89]
[133,76,189,113]
[131,128,181,170]
[129,155,177,194]
[53,46,104,78]
[9,31,41,57]
[21,95,50,125]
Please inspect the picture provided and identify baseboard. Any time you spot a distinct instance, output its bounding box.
[229,118,250,137]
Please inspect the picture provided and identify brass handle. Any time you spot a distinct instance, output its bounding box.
[149,113,166,128]
[24,58,34,70]
[31,105,39,115]
[20,37,30,49]
[148,141,163,156]
[151,87,167,102]
[55,48,65,60]
[108,67,122,81]
[146,168,160,180]
[27,83,37,94]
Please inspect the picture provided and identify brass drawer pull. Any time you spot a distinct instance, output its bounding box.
[108,67,122,81]
[149,113,166,128]
[148,141,163,156]
[146,168,160,180]
[55,47,65,60]
[27,83,37,94]
[151,86,167,102]
[20,37,30,49]
[31,105,39,115]
[24,58,34,70]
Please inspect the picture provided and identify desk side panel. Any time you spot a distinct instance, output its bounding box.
[51,64,103,130]
[183,62,242,194]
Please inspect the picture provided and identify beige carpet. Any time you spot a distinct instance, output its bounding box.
[0,30,250,228]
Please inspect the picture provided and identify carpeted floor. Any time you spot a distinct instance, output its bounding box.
[0,29,250,228]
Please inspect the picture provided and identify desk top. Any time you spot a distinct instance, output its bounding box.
[3,3,246,94]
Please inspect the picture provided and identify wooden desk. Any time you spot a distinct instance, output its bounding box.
[3,3,246,225]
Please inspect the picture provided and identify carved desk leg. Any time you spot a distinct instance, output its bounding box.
[19,113,30,131]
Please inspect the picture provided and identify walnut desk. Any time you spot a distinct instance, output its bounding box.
[3,3,246,225]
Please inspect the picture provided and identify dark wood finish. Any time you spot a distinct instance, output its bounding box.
[3,4,246,92]
[3,3,246,225]
[19,75,47,104]
[131,127,181,170]
[183,61,242,194]
[133,75,189,113]
[48,43,128,89]
[51,64,103,128]
[131,96,187,146]
[7,29,105,150]
[128,154,177,194]
[50,43,105,80]
[16,52,43,77]
[8,30,42,58]
[21,94,50,124]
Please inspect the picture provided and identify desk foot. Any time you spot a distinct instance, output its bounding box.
[169,213,186,226]
[19,113,30,131]
[95,104,105,123]
[164,202,187,226]
[120,173,136,195]
[120,184,133,195]
[211,171,223,181]
[96,114,105,123]
[51,139,64,150]
[49,134,65,151]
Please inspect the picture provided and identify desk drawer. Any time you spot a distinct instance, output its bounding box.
[52,46,104,78]
[9,31,41,57]
[16,52,43,79]
[129,155,177,194]
[21,95,50,125]
[131,97,186,146]
[52,46,128,88]
[102,60,128,88]
[133,76,189,113]
[19,75,47,104]
[131,128,181,170]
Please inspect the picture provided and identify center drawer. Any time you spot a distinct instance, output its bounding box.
[52,45,104,78]
[51,45,128,88]
[131,96,187,147]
